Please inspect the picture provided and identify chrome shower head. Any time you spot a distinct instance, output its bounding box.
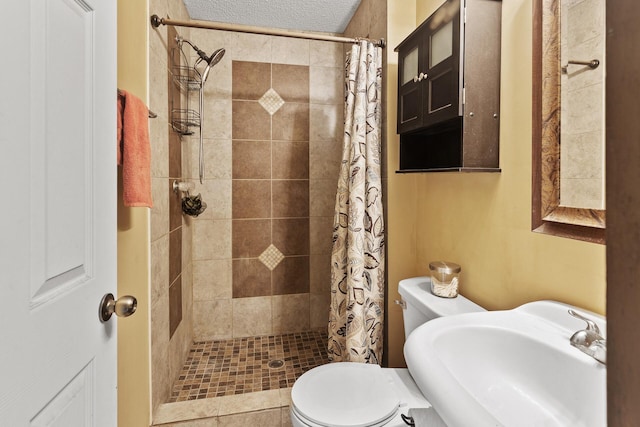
[201,48,225,84]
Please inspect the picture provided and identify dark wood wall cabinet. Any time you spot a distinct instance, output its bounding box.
[395,0,502,172]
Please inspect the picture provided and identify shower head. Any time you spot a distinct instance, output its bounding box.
[176,37,225,84]
[200,48,226,84]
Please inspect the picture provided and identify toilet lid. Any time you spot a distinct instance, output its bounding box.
[291,362,400,427]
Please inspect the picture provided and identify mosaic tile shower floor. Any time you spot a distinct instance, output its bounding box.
[169,330,329,402]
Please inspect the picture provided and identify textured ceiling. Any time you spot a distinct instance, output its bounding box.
[181,0,363,33]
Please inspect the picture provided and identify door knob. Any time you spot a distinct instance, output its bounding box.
[99,293,137,322]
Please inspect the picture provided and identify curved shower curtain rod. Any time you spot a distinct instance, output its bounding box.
[150,15,386,48]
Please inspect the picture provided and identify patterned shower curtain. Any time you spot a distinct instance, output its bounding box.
[328,41,384,364]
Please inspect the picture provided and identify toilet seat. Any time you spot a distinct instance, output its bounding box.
[291,362,400,427]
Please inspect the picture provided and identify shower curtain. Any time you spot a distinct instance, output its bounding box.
[328,41,384,364]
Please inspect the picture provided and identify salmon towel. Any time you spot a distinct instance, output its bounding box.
[117,90,153,207]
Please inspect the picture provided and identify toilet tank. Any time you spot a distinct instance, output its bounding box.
[398,277,485,339]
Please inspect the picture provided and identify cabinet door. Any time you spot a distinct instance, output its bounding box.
[422,8,462,127]
[397,37,424,134]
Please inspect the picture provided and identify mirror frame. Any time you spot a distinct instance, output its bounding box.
[532,0,605,244]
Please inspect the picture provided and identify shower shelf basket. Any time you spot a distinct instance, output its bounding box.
[170,46,203,136]
[172,65,202,92]
[171,108,200,135]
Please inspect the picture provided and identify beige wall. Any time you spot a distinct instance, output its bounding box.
[117,0,151,426]
[148,0,195,416]
[383,0,606,367]
[384,0,421,368]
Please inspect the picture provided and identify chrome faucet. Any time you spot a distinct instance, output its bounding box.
[568,309,606,365]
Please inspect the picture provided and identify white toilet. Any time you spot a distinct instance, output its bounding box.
[290,276,485,427]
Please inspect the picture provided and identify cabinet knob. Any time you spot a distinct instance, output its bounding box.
[413,72,428,83]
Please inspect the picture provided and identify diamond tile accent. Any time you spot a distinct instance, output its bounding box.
[259,244,285,270]
[258,88,285,115]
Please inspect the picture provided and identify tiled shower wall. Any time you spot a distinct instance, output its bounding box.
[186,29,344,340]
[560,0,605,209]
[149,0,195,414]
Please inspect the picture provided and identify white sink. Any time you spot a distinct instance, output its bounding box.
[404,301,606,427]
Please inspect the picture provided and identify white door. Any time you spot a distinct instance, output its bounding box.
[0,0,118,425]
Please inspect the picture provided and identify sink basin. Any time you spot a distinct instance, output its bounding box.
[404,301,606,427]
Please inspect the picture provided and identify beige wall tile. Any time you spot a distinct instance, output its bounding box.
[368,0,387,40]
[309,66,343,105]
[201,55,232,100]
[195,179,232,220]
[232,297,273,337]
[152,177,170,241]
[149,54,169,123]
[272,294,310,333]
[309,40,344,67]
[229,33,273,63]
[193,259,232,301]
[561,178,604,210]
[150,121,170,178]
[309,104,343,141]
[565,82,604,135]
[202,99,233,139]
[560,130,603,179]
[190,28,230,58]
[271,37,310,66]
[149,22,169,66]
[185,139,233,180]
[567,0,604,46]
[193,219,232,260]
[563,35,604,89]
[193,299,233,340]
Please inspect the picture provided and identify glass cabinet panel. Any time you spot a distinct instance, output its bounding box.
[402,47,419,85]
[430,20,453,68]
